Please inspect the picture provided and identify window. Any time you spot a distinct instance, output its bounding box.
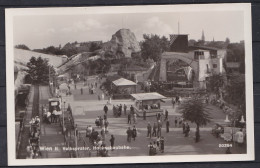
[213,64,217,68]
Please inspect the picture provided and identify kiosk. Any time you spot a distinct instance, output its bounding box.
[130,92,166,117]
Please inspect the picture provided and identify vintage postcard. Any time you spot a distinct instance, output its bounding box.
[5,3,254,166]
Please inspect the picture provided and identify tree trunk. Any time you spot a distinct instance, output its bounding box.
[195,123,200,142]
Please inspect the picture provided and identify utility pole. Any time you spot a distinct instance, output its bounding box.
[178,20,180,34]
[75,124,78,157]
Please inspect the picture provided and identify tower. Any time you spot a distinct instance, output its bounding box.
[201,30,205,42]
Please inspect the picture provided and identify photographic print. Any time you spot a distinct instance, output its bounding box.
[5,3,254,166]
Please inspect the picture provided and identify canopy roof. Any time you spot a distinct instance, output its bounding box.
[112,78,137,86]
[131,92,166,101]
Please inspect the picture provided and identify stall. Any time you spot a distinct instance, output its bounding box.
[130,92,166,117]
[112,78,137,99]
[48,98,62,116]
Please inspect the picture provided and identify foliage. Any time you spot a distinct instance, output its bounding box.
[33,46,65,55]
[226,43,245,74]
[181,98,211,126]
[140,34,169,62]
[206,73,225,94]
[26,56,55,85]
[15,44,30,50]
[225,37,230,44]
[180,98,211,142]
[225,73,245,107]
[89,42,102,52]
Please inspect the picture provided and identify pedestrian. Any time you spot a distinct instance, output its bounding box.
[174,117,177,127]
[127,113,131,124]
[98,94,101,100]
[166,119,170,133]
[172,97,175,106]
[143,110,146,120]
[153,141,157,154]
[74,83,77,89]
[235,129,244,146]
[104,120,109,133]
[182,121,186,134]
[147,122,152,138]
[119,104,122,117]
[103,105,108,115]
[126,127,132,142]
[164,110,168,121]
[185,123,190,137]
[132,125,137,141]
[156,136,160,148]
[148,142,153,156]
[157,124,162,137]
[179,118,183,128]
[130,105,134,115]
[104,114,107,121]
[133,113,137,124]
[152,123,157,137]
[124,104,127,115]
[80,88,83,95]
[110,135,115,151]
[101,127,105,140]
[101,93,104,100]
[158,113,161,121]
[160,137,165,153]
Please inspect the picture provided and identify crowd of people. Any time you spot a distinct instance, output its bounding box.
[27,116,41,159]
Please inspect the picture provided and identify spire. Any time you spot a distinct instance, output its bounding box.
[213,37,215,42]
[201,30,205,42]
[178,20,180,34]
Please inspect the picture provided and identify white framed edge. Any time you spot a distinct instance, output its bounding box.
[5,3,255,166]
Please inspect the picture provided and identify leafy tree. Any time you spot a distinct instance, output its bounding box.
[180,98,211,142]
[141,34,169,62]
[225,73,245,106]
[15,44,30,50]
[226,43,245,74]
[225,37,230,44]
[26,56,55,85]
[89,42,102,52]
[206,73,225,94]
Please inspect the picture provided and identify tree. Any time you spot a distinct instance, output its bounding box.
[15,44,30,50]
[89,42,102,52]
[26,56,55,85]
[206,73,225,94]
[226,43,245,74]
[141,34,169,62]
[180,98,211,142]
[225,37,230,44]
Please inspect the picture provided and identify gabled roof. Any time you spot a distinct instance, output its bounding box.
[131,92,166,101]
[112,78,137,86]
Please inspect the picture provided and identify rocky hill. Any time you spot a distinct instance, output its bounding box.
[103,29,141,58]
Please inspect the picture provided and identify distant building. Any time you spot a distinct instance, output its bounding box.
[169,34,189,53]
[201,30,205,42]
[159,34,225,89]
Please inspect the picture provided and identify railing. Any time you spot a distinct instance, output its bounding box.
[16,86,32,158]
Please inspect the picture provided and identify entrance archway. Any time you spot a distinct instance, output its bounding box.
[159,52,200,88]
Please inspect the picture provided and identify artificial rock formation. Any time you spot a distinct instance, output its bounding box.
[104,29,141,58]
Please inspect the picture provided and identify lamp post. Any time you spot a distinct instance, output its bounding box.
[74,124,78,157]
[63,101,66,134]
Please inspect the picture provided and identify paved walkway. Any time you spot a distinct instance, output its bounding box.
[62,80,246,157]
[39,86,69,158]
[17,86,37,159]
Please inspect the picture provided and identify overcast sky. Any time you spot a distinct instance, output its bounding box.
[13,11,244,49]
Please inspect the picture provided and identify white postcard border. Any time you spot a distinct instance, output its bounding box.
[5,3,254,166]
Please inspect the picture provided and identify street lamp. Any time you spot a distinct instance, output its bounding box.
[74,124,78,157]
[63,101,66,134]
